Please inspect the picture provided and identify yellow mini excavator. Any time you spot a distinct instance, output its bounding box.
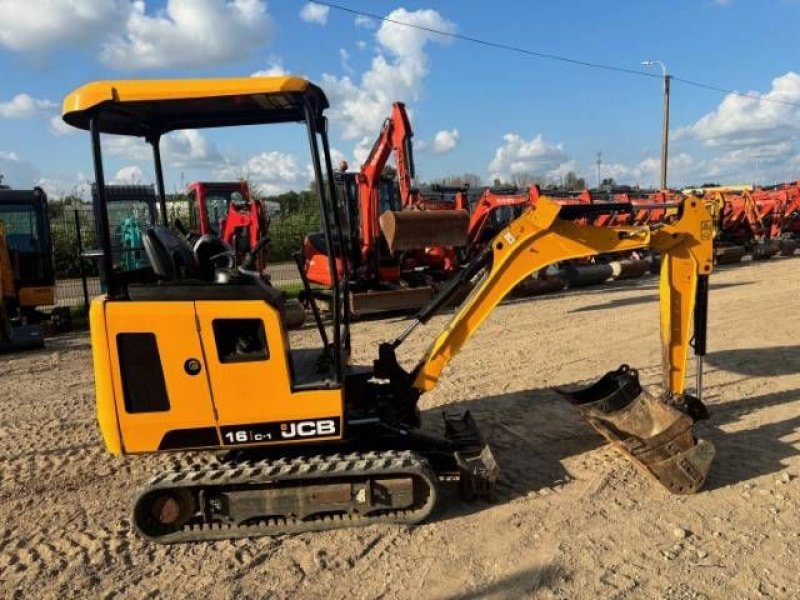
[63,77,716,544]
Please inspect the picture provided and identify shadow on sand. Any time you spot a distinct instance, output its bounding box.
[420,342,798,518]
[441,563,570,600]
[568,280,755,314]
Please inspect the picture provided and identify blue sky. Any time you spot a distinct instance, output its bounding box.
[1,0,800,197]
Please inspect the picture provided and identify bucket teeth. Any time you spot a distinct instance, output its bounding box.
[559,365,715,495]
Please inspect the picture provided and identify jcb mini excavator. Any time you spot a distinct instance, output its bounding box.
[63,77,716,544]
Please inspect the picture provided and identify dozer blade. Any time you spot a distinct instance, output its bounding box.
[0,324,45,354]
[559,365,714,495]
[349,286,434,317]
[380,209,469,252]
[714,245,746,264]
[751,240,781,260]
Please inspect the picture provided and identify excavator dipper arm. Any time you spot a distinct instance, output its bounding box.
[406,196,716,494]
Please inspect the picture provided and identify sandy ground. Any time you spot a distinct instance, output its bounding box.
[1,257,798,599]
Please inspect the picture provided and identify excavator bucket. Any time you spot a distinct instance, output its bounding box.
[380,209,469,252]
[559,365,714,494]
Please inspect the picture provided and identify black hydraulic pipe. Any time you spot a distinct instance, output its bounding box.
[304,102,341,379]
[319,124,351,361]
[151,136,168,226]
[392,248,492,348]
[558,202,636,219]
[293,252,329,350]
[693,274,709,357]
[693,274,710,401]
[90,117,119,298]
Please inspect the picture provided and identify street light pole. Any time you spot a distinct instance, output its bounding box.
[642,60,671,190]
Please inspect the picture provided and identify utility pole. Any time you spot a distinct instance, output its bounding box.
[642,60,670,190]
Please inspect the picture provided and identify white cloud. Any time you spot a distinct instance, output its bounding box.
[252,56,288,77]
[102,0,273,70]
[340,48,354,74]
[355,40,368,50]
[162,130,223,168]
[105,129,223,168]
[104,135,151,161]
[217,151,309,195]
[0,94,57,119]
[353,136,372,166]
[671,71,800,183]
[676,72,800,150]
[354,15,376,29]
[488,133,570,182]
[112,165,144,185]
[329,147,348,170]
[0,0,130,53]
[35,173,91,199]
[0,151,38,187]
[322,8,455,142]
[49,115,76,136]
[432,129,459,154]
[299,2,329,25]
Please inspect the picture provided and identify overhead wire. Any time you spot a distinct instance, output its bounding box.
[312,0,800,109]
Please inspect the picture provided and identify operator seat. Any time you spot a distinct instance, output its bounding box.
[142,226,198,281]
[137,225,285,318]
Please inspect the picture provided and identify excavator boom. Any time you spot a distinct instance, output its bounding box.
[391,196,716,494]
[412,197,714,394]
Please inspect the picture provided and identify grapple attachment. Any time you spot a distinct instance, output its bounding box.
[380,209,469,252]
[560,365,714,495]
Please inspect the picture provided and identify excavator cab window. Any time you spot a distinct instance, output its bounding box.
[204,193,230,235]
[212,318,269,364]
[0,200,51,286]
[186,189,200,232]
[378,178,401,213]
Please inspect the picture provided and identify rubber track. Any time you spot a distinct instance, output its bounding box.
[132,450,438,544]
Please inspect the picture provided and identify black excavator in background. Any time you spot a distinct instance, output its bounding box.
[0,185,69,353]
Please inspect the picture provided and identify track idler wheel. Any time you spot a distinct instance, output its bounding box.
[558,365,715,494]
[133,488,195,539]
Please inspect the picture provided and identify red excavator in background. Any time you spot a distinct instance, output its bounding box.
[302,102,468,316]
[183,181,304,328]
[185,180,271,271]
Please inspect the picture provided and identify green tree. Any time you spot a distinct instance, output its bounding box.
[562,171,586,191]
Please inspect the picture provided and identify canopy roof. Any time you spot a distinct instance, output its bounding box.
[61,76,328,137]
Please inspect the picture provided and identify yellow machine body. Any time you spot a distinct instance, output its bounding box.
[91,296,343,456]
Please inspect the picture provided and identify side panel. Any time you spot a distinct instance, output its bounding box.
[90,297,122,455]
[195,300,343,447]
[105,300,218,453]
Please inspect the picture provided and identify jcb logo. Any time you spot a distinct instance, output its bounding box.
[281,419,337,439]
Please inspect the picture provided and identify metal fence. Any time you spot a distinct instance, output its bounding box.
[51,203,315,313]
